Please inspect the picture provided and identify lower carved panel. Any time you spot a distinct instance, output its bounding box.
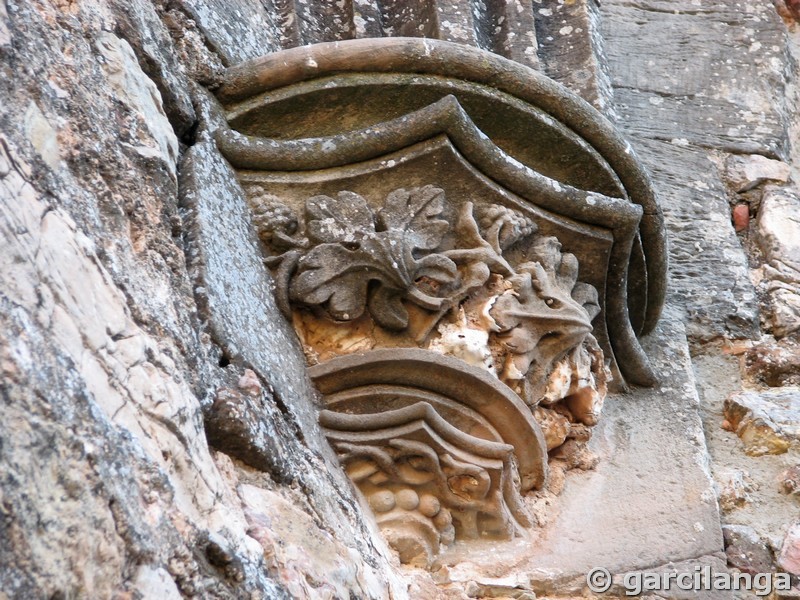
[310,349,547,566]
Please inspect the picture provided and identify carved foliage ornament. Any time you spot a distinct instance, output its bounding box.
[207,37,666,567]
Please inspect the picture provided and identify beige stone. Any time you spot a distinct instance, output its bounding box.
[724,388,800,456]
[725,154,790,192]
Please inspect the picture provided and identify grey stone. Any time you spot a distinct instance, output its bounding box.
[527,304,723,578]
[599,0,793,341]
[179,135,411,582]
[0,2,416,593]
[534,0,615,113]
[601,0,790,159]
[179,136,322,439]
[109,0,197,137]
[171,0,283,65]
[629,137,759,341]
[0,1,10,48]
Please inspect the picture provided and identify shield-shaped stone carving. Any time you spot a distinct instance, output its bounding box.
[208,37,666,388]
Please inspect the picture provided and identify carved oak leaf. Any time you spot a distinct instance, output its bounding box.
[287,188,461,330]
[489,243,596,400]
[377,185,449,251]
[290,229,457,330]
[306,191,374,244]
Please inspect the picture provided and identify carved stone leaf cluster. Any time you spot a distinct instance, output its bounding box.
[250,185,611,566]
[256,186,461,330]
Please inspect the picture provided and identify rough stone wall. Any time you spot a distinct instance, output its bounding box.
[0,1,409,598]
[2,0,800,598]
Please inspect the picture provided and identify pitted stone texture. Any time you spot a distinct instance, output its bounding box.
[528,304,723,577]
[170,0,283,65]
[0,137,290,598]
[179,137,411,590]
[724,387,800,456]
[725,154,791,193]
[744,337,800,387]
[0,1,414,594]
[179,137,322,444]
[755,187,800,338]
[778,521,800,577]
[757,187,800,269]
[110,0,196,136]
[723,525,776,575]
[166,0,542,70]
[600,0,793,341]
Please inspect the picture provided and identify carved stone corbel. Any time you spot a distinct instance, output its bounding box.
[204,37,666,566]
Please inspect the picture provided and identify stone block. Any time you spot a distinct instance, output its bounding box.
[725,154,791,193]
[723,524,775,575]
[724,388,800,456]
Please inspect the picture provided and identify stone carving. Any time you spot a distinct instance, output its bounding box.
[251,185,610,563]
[310,349,547,567]
[208,37,667,388]
[202,37,667,567]
[255,185,607,407]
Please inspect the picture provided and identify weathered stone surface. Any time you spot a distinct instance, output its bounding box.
[434,305,723,589]
[170,0,282,65]
[534,0,615,112]
[601,0,790,159]
[179,134,415,594]
[600,0,794,343]
[2,0,798,597]
[0,136,287,598]
[724,388,800,456]
[779,465,800,496]
[96,32,179,177]
[723,524,776,575]
[692,349,800,587]
[715,468,755,513]
[310,348,547,565]
[180,135,323,453]
[744,337,800,387]
[627,138,759,340]
[779,522,800,577]
[0,1,9,48]
[725,154,791,193]
[110,0,197,137]
[527,305,723,576]
[0,2,417,596]
[755,187,800,338]
[215,37,668,386]
[756,187,800,270]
